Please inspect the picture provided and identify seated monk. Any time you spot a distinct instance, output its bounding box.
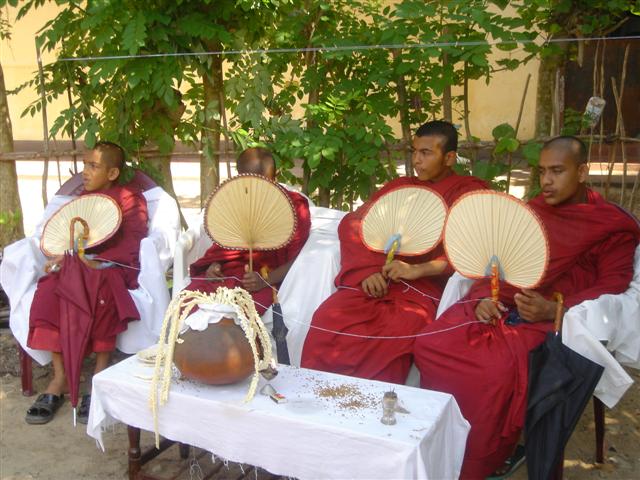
[186,147,311,314]
[413,136,640,479]
[301,120,488,384]
[26,141,149,424]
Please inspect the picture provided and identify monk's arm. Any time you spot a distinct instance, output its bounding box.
[263,259,295,286]
[382,259,448,281]
[563,232,638,308]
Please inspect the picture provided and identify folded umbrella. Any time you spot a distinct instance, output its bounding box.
[271,293,291,366]
[525,295,604,480]
[54,253,101,415]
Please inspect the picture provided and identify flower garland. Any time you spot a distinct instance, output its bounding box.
[148,287,273,447]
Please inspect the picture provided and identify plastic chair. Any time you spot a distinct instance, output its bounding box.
[0,170,181,395]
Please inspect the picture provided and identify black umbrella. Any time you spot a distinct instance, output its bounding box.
[525,295,604,480]
[271,293,291,365]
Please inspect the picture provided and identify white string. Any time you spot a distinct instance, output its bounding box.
[96,257,488,339]
[57,35,640,63]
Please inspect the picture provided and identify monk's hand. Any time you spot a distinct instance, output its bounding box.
[44,255,64,273]
[205,262,223,279]
[361,272,388,298]
[241,265,266,292]
[80,257,102,269]
[381,260,418,282]
[514,289,556,322]
[475,298,507,324]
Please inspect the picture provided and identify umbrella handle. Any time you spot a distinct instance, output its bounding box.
[553,292,564,333]
[70,217,89,258]
[260,266,278,303]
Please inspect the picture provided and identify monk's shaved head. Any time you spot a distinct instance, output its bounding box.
[94,141,125,171]
[541,136,587,166]
[237,147,276,180]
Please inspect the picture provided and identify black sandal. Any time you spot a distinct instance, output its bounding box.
[25,393,64,425]
[77,394,91,425]
[486,444,526,479]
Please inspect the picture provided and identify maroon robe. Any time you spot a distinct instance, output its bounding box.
[186,190,311,314]
[28,184,149,353]
[413,190,640,479]
[301,174,488,383]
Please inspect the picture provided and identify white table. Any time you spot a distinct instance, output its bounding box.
[88,356,469,480]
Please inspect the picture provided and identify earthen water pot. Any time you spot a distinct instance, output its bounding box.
[173,317,255,385]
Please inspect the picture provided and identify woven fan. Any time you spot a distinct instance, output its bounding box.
[361,185,447,262]
[40,194,122,257]
[444,190,549,300]
[204,174,296,271]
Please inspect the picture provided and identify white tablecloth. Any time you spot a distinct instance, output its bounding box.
[88,356,470,480]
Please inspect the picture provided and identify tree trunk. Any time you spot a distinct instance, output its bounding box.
[200,50,223,208]
[0,62,25,248]
[145,154,188,229]
[393,50,413,176]
[528,42,569,194]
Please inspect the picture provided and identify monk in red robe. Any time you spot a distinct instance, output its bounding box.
[413,136,640,479]
[26,141,148,424]
[301,121,487,384]
[187,147,311,314]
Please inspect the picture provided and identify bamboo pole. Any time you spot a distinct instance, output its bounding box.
[36,42,50,207]
[611,79,628,206]
[506,74,531,194]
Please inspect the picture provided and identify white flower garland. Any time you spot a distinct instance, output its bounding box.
[148,287,273,447]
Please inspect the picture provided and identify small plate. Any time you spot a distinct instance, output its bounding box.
[136,344,166,364]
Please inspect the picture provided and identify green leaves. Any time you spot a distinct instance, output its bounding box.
[122,11,147,55]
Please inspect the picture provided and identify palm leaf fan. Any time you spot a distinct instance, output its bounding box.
[444,190,549,297]
[360,185,447,261]
[40,194,122,257]
[204,174,296,270]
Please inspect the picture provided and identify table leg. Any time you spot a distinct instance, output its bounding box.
[179,443,190,459]
[128,425,142,480]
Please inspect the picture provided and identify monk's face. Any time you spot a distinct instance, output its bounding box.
[82,150,119,192]
[538,148,588,205]
[411,135,455,182]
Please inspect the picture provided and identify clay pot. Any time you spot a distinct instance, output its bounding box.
[173,317,255,385]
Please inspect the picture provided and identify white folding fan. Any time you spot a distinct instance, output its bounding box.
[360,185,447,262]
[40,194,122,257]
[444,190,549,300]
[204,174,296,271]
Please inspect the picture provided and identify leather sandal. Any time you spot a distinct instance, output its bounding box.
[25,393,64,425]
[486,444,526,479]
[77,394,91,425]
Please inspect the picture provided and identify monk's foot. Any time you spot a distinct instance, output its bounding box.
[43,377,68,396]
[486,445,526,479]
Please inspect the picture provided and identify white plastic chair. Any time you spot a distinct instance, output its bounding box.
[0,171,180,394]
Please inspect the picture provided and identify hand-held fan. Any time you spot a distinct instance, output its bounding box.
[444,190,549,307]
[361,185,447,262]
[204,174,296,271]
[40,194,123,258]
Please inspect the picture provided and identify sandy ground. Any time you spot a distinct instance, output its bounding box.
[1,328,639,480]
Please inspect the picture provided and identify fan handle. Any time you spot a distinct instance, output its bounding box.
[553,292,565,333]
[69,217,90,258]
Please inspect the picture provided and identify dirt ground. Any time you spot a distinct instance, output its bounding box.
[1,329,639,480]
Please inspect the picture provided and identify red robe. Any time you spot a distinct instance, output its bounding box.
[28,184,149,353]
[301,174,488,383]
[186,190,311,314]
[413,189,640,479]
